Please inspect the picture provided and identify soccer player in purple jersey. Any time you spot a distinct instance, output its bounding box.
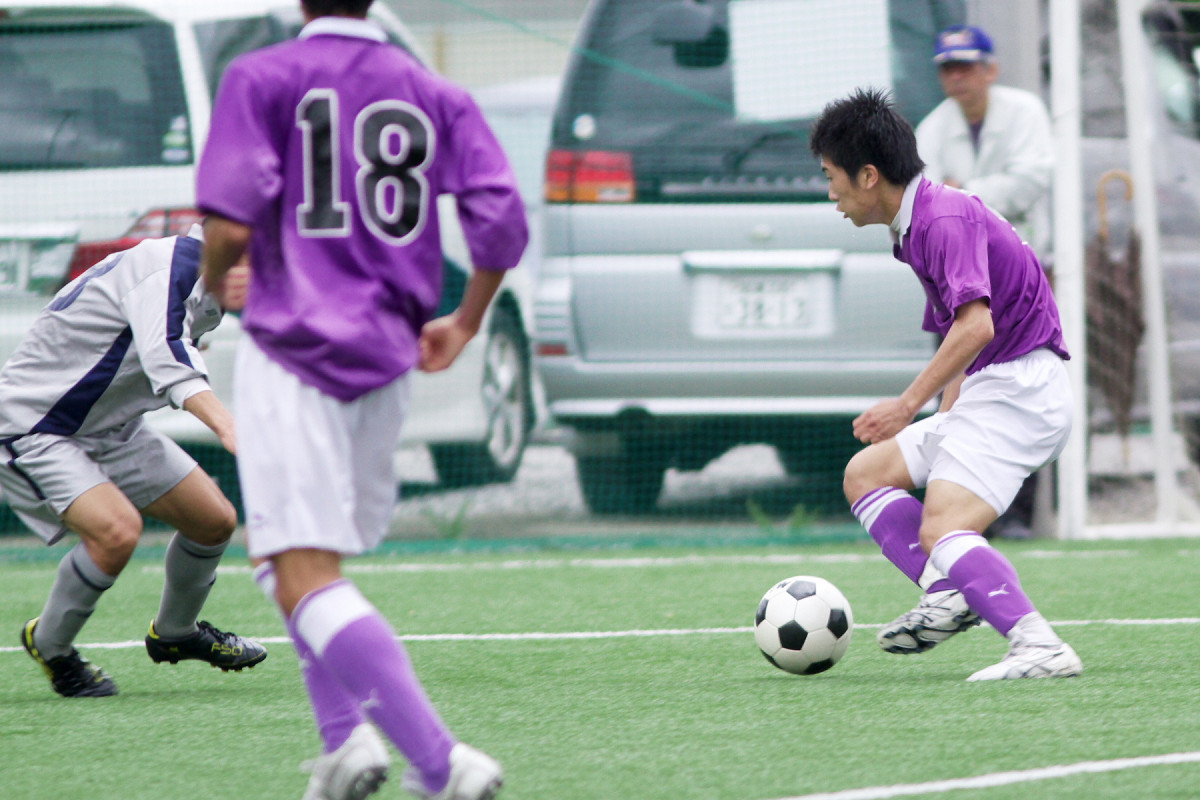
[195,2,527,798]
[809,88,1081,681]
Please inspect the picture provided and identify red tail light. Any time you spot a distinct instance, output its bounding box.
[66,208,204,283]
[544,149,635,204]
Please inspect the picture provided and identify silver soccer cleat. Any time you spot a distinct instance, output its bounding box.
[968,614,1083,681]
[876,588,982,654]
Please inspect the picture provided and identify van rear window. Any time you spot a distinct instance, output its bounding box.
[560,0,962,131]
[0,22,189,170]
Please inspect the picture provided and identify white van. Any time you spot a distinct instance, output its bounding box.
[0,1,536,495]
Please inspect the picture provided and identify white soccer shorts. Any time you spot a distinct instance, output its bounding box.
[234,336,410,559]
[896,348,1072,515]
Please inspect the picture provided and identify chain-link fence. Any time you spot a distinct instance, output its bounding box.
[3,0,1200,545]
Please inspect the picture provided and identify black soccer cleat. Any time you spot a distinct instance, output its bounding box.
[145,620,268,671]
[21,618,118,698]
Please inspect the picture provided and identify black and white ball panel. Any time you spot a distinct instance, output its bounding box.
[753,575,853,676]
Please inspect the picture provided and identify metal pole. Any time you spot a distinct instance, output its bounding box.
[1051,0,1088,539]
[1117,0,1178,526]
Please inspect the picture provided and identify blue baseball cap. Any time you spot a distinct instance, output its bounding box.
[933,25,994,63]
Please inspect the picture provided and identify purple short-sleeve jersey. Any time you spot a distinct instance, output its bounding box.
[196,18,528,401]
[894,178,1068,373]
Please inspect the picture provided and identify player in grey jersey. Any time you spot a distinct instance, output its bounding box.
[3,225,267,698]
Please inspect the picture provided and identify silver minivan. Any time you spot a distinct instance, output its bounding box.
[534,0,965,513]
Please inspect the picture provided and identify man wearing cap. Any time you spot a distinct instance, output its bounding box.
[917,24,1054,259]
[916,24,1055,541]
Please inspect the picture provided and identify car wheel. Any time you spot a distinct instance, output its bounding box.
[575,448,666,514]
[430,305,532,487]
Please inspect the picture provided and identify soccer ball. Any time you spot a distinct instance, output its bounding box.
[754,575,853,675]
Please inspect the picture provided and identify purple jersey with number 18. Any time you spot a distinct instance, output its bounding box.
[196,17,528,402]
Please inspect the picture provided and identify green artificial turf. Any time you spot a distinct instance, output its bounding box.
[1,538,1198,799]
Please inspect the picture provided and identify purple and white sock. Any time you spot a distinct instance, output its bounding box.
[930,531,1037,637]
[292,580,455,794]
[254,563,363,753]
[852,487,952,592]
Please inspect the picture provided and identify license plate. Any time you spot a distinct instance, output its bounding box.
[693,272,835,338]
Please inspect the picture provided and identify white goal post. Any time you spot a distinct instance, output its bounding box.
[1053,0,1200,538]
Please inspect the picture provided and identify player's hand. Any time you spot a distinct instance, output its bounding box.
[852,398,915,444]
[418,313,476,373]
[216,265,250,311]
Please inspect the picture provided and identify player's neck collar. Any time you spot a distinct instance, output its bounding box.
[889,175,922,244]
[299,16,387,43]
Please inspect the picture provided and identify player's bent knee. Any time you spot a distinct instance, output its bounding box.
[843,450,879,505]
[85,514,143,566]
[214,501,238,540]
[184,500,237,546]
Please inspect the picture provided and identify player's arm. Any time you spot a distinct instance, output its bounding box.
[121,249,217,409]
[201,215,253,311]
[418,268,505,373]
[183,389,237,455]
[852,299,993,443]
[908,299,992,410]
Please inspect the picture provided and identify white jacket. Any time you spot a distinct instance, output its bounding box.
[915,84,1055,260]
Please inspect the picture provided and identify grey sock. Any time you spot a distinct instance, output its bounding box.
[153,533,228,639]
[36,542,116,660]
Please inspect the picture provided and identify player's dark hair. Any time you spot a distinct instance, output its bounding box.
[302,0,374,17]
[809,87,924,186]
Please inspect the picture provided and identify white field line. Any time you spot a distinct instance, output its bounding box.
[766,751,1200,800]
[136,546,1166,577]
[143,552,892,575]
[1,616,1198,655]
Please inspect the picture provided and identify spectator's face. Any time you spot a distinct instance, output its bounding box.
[938,60,998,107]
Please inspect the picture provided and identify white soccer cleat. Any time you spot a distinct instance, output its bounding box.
[402,743,503,800]
[968,637,1083,681]
[876,588,981,654]
[301,723,390,800]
